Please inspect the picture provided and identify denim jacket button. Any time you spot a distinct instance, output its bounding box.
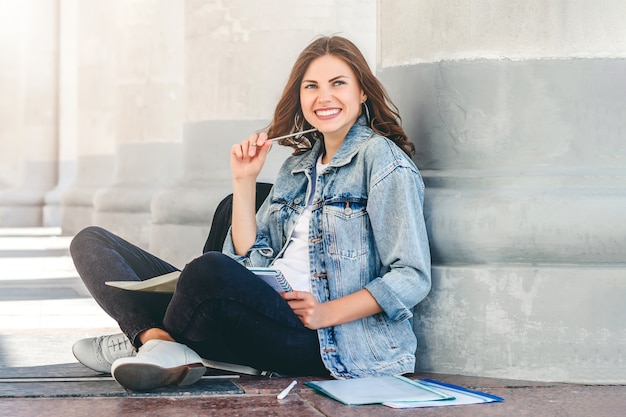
[344,207,352,215]
[294,198,302,205]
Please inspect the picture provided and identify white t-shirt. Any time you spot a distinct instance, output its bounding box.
[272,155,329,291]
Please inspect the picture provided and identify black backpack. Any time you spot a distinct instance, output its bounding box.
[202,182,273,253]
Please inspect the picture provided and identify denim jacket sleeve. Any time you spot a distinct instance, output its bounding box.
[221,193,276,268]
[363,151,432,322]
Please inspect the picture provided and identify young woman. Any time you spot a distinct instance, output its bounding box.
[70,36,431,391]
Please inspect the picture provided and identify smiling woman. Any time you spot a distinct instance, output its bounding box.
[69,36,431,391]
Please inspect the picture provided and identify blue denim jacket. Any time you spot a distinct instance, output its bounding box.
[223,117,431,378]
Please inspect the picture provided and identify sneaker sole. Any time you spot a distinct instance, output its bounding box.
[112,362,206,391]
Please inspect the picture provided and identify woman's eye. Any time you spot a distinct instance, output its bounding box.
[333,80,346,86]
[303,84,317,89]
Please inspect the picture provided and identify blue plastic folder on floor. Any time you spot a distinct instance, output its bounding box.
[305,376,503,408]
[383,379,504,409]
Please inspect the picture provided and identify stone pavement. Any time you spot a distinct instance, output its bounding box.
[0,228,624,417]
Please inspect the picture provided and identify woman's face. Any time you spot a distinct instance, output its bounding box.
[300,55,366,143]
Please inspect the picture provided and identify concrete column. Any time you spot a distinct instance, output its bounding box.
[150,0,376,267]
[378,0,626,383]
[60,0,118,234]
[0,0,59,226]
[44,0,78,227]
[91,0,184,249]
[0,1,24,192]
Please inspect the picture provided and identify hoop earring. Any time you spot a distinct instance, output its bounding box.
[293,113,308,143]
[294,113,304,132]
[362,102,371,124]
[292,113,313,150]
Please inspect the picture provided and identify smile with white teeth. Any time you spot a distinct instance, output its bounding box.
[315,109,340,117]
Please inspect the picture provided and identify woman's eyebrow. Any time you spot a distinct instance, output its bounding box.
[301,75,349,85]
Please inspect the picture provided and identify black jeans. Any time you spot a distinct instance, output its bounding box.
[70,226,328,376]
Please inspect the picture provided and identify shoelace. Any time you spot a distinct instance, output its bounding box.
[106,336,133,355]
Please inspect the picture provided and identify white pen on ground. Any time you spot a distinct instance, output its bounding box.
[276,379,298,400]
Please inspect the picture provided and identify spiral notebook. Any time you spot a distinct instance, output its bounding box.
[105,267,292,293]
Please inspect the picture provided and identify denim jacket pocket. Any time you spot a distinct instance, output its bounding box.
[324,198,370,258]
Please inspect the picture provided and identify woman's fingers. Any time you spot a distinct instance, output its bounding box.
[231,142,245,160]
[282,291,316,309]
[247,132,270,157]
[256,131,269,147]
[282,291,303,301]
[231,134,261,160]
[280,291,325,330]
[230,132,272,181]
[247,133,258,157]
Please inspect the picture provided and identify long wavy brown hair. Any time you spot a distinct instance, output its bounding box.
[267,36,414,157]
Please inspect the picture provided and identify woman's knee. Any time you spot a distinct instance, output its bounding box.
[178,252,242,290]
[69,226,123,261]
[70,226,104,255]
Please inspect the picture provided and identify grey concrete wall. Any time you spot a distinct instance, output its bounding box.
[377,0,626,65]
[380,59,626,383]
[378,0,626,383]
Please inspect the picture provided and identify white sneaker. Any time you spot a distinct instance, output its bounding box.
[111,339,206,391]
[72,333,136,373]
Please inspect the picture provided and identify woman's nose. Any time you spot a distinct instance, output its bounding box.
[316,86,332,103]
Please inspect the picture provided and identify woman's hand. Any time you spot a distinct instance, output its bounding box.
[281,291,330,330]
[230,132,271,255]
[281,289,384,330]
[230,132,271,181]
